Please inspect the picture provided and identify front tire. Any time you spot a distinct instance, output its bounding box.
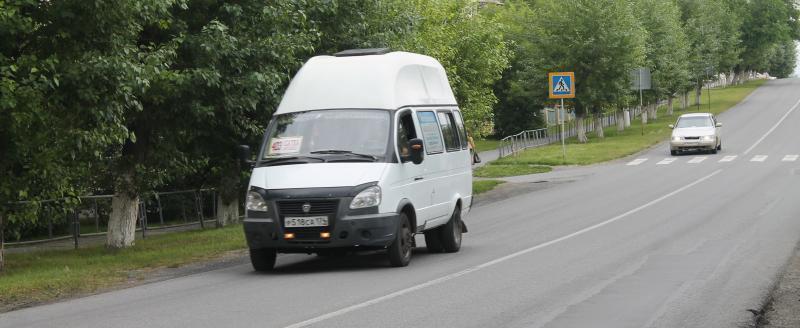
[388,212,413,267]
[670,150,678,156]
[439,206,463,253]
[250,248,277,272]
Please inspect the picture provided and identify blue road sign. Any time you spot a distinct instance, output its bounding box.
[548,72,575,99]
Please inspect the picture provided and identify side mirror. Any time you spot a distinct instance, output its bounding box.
[716,122,722,127]
[408,138,424,165]
[238,145,254,166]
[668,124,674,129]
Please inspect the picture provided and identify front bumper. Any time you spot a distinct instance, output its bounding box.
[244,212,399,252]
[670,139,715,151]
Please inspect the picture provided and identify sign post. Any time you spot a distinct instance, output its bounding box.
[548,72,575,164]
[630,68,651,135]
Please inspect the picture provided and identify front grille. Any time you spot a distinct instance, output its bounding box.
[277,200,339,216]
[684,136,700,140]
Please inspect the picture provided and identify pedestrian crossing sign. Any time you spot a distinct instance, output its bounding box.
[549,72,575,99]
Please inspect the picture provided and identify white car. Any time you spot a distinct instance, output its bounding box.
[669,113,722,155]
[239,49,472,271]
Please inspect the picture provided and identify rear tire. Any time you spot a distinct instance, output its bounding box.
[717,142,722,151]
[424,228,444,253]
[439,206,463,253]
[388,213,413,267]
[250,248,277,272]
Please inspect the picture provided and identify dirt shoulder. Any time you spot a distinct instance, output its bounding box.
[761,242,800,328]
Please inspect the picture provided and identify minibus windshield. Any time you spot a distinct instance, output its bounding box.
[261,109,390,163]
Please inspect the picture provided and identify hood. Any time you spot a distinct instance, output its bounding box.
[672,127,715,137]
[249,163,389,190]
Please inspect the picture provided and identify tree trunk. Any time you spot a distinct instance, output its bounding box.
[216,194,239,227]
[728,69,735,86]
[576,115,588,143]
[107,192,139,248]
[695,86,703,106]
[0,212,5,271]
[667,97,674,116]
[595,114,604,138]
[682,92,688,110]
[617,110,625,132]
[641,103,648,125]
[650,101,658,120]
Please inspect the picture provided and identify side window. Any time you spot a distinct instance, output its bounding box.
[396,111,417,159]
[453,110,468,150]
[416,111,444,154]
[437,111,460,152]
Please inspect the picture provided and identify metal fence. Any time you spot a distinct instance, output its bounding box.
[4,189,220,249]
[498,106,644,158]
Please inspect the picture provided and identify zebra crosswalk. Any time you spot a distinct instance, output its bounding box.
[625,154,799,166]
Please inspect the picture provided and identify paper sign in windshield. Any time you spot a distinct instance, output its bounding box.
[269,137,303,155]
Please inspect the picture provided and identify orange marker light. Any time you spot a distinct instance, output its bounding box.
[284,233,295,240]
[320,232,331,239]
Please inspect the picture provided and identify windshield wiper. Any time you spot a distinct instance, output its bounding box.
[310,150,378,161]
[260,156,326,166]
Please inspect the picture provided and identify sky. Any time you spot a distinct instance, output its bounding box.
[795,41,800,77]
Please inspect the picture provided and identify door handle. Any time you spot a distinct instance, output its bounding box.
[414,177,425,181]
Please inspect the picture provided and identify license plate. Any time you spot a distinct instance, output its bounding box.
[284,216,329,228]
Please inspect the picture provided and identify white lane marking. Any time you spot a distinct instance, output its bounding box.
[283,170,724,328]
[783,155,799,162]
[626,158,648,166]
[657,158,676,165]
[719,155,737,162]
[688,156,707,164]
[750,155,768,162]
[744,98,800,155]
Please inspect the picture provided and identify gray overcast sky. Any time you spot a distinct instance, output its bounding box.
[795,41,800,77]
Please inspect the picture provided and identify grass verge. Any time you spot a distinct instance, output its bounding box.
[473,180,505,195]
[474,164,552,178]
[0,225,245,309]
[474,138,501,152]
[496,80,765,166]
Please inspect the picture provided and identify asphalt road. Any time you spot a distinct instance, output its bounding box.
[3,79,800,328]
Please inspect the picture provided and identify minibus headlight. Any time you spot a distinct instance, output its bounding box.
[701,135,715,141]
[350,186,381,209]
[671,136,681,142]
[246,190,269,212]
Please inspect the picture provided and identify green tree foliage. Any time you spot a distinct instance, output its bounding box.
[768,40,798,78]
[738,0,798,72]
[532,0,646,142]
[390,0,511,137]
[489,1,546,137]
[634,0,691,110]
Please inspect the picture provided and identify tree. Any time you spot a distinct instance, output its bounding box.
[738,0,796,76]
[633,0,691,117]
[533,0,645,142]
[0,0,157,265]
[767,40,798,78]
[489,1,547,138]
[390,0,511,137]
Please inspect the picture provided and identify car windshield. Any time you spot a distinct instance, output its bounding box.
[675,116,713,128]
[261,109,390,162]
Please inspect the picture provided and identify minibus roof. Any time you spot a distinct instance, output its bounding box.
[275,51,457,115]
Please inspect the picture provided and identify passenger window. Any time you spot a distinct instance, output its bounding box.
[437,111,460,152]
[453,111,468,150]
[416,111,444,154]
[397,112,417,159]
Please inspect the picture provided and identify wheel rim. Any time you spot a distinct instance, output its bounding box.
[452,211,462,245]
[401,221,412,259]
